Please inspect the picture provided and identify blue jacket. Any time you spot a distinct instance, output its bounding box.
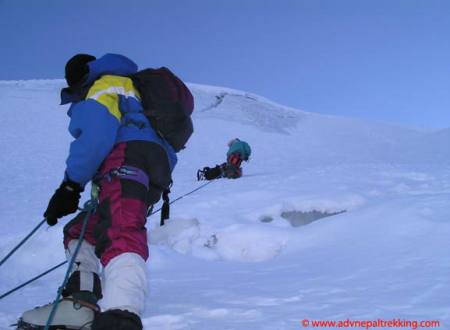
[61,54,177,187]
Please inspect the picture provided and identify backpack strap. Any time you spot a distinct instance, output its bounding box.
[160,182,172,226]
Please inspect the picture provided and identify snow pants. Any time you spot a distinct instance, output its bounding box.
[62,141,172,314]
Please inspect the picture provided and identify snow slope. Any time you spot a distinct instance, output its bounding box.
[0,80,449,329]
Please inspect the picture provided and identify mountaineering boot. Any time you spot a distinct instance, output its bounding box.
[16,293,99,329]
[17,265,102,330]
[17,229,102,329]
[91,309,143,330]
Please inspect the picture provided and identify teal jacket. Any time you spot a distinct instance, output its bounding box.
[227,139,251,160]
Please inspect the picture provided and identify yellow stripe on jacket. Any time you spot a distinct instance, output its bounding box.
[86,75,141,122]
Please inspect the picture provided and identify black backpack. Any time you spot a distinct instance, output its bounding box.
[131,67,194,152]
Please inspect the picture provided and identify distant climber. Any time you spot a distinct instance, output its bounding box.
[197,138,251,180]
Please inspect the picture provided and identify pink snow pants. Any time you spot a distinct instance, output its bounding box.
[63,141,172,266]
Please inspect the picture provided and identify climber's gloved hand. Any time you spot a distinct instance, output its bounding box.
[44,179,83,226]
[197,165,223,181]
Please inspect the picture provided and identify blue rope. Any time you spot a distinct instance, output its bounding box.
[44,200,96,330]
[168,181,212,205]
[0,261,67,300]
[0,182,213,302]
[0,219,46,268]
[148,181,212,217]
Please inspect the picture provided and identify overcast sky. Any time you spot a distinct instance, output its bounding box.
[1,0,449,130]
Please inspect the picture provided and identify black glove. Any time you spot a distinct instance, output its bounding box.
[197,165,224,181]
[44,180,83,226]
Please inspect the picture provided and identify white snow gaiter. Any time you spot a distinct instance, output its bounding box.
[65,240,102,302]
[99,252,148,316]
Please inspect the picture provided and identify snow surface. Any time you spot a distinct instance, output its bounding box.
[0,80,449,329]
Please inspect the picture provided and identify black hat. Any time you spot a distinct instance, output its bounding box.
[65,54,96,87]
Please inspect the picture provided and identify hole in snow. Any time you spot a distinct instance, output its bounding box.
[259,215,274,223]
[280,210,346,227]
